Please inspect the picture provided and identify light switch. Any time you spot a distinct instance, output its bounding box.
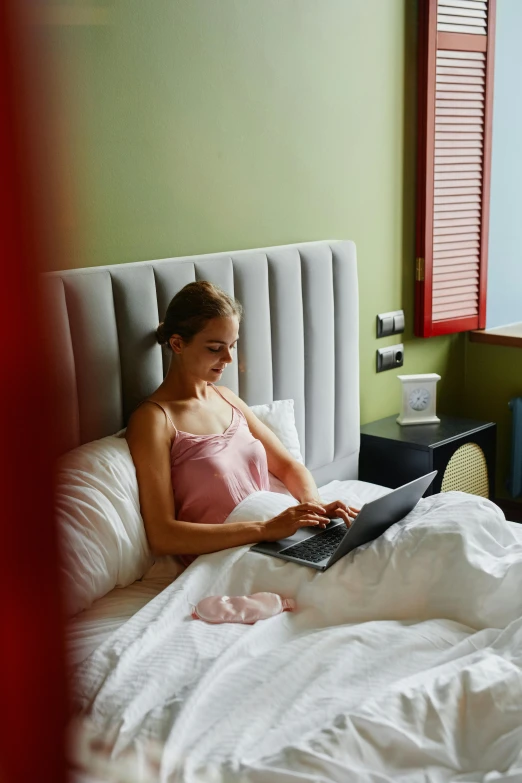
[382,349,394,370]
[377,310,405,338]
[382,316,394,335]
[393,312,405,332]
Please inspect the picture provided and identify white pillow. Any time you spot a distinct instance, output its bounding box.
[56,434,154,618]
[249,399,304,463]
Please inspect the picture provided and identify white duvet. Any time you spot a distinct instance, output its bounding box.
[72,484,522,782]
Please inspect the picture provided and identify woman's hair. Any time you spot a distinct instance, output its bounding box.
[155,281,243,349]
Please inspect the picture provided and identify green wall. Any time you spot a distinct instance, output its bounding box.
[51,0,465,426]
[462,340,522,501]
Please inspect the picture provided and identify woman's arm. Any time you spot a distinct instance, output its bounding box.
[216,387,321,502]
[275,461,321,503]
[125,404,328,556]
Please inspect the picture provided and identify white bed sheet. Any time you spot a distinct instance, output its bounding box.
[66,480,387,666]
[67,556,185,667]
[70,482,522,782]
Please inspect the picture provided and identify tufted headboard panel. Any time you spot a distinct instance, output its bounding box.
[42,240,360,485]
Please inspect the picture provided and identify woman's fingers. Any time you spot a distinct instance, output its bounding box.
[296,517,318,528]
[326,501,361,516]
[318,501,361,527]
[336,508,353,527]
[298,514,329,527]
[337,502,360,514]
[299,501,326,515]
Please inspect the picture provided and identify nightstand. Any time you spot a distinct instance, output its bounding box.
[359,415,496,499]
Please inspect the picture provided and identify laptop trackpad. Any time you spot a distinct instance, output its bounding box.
[278,527,315,547]
[274,519,343,551]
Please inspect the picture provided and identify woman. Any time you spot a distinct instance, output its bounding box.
[126,281,359,566]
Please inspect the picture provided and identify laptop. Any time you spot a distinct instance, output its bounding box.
[250,471,438,571]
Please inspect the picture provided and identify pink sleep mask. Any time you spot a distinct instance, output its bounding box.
[191,592,295,624]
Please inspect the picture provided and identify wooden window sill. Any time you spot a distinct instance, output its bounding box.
[469,323,522,348]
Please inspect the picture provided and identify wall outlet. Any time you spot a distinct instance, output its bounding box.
[376,343,404,373]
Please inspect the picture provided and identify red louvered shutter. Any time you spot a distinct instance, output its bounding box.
[415,0,496,337]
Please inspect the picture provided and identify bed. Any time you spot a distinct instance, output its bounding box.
[44,241,522,782]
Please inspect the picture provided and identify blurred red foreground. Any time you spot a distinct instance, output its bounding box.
[0,4,69,782]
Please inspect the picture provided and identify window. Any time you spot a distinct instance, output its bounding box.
[415,0,495,337]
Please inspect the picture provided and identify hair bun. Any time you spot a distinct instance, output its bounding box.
[155,321,167,345]
[158,281,243,352]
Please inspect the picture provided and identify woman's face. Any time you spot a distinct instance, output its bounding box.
[170,316,239,382]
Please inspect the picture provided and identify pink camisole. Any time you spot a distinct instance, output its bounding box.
[148,384,270,566]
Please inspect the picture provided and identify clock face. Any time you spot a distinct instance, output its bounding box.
[408,387,431,412]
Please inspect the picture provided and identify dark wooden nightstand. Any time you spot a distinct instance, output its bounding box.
[359,415,496,499]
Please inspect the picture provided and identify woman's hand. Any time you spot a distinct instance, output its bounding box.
[322,500,361,528]
[261,502,331,542]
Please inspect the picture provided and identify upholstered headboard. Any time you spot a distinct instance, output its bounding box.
[43,240,359,486]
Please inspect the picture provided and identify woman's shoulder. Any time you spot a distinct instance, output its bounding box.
[126,399,175,441]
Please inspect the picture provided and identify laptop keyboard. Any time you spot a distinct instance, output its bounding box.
[281,524,347,564]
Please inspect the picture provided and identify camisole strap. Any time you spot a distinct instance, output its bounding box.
[209,383,240,413]
[144,399,177,433]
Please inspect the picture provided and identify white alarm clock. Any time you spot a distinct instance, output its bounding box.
[396,373,441,426]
